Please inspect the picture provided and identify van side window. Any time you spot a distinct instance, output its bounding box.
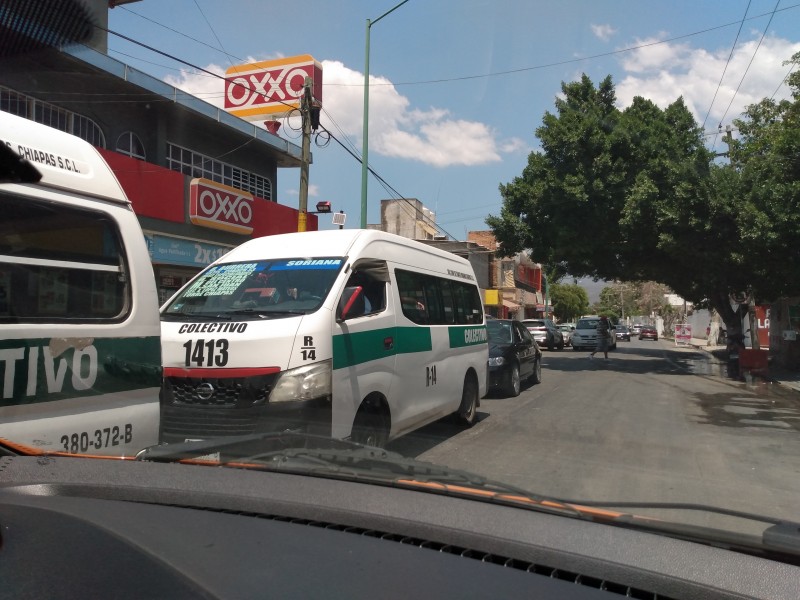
[396,268,483,326]
[0,193,129,322]
[343,267,387,317]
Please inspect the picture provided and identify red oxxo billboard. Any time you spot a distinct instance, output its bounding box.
[190,178,254,235]
[224,54,323,121]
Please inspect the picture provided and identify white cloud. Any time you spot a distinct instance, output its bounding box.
[615,35,800,127]
[284,184,319,198]
[162,58,526,168]
[591,24,618,42]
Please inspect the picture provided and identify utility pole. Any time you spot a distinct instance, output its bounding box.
[722,124,759,350]
[297,76,313,232]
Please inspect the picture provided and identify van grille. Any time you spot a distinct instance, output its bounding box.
[160,406,263,438]
[162,374,277,408]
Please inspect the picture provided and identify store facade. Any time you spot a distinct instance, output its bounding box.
[0,38,312,303]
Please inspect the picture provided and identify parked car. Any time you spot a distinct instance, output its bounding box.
[570,315,618,351]
[558,323,574,346]
[487,319,542,397]
[632,323,644,335]
[615,325,631,341]
[639,325,659,341]
[522,318,564,350]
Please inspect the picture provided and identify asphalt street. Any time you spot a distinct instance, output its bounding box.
[387,338,800,531]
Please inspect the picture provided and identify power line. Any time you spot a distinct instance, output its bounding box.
[717,0,782,130]
[330,3,800,88]
[320,125,458,241]
[701,0,751,130]
[114,2,800,90]
[770,54,799,99]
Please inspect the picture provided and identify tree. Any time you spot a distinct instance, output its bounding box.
[596,283,639,320]
[486,64,800,338]
[549,283,589,322]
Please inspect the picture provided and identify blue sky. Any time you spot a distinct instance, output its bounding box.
[107,1,800,239]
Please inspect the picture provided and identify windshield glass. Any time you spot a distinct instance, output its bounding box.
[3,0,800,578]
[162,258,345,319]
[487,319,513,344]
[576,318,600,329]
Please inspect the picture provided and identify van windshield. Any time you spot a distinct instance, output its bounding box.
[161,258,345,319]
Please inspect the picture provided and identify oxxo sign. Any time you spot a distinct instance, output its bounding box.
[190,178,254,235]
[224,54,323,121]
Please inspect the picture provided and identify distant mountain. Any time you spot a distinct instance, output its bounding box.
[574,276,607,304]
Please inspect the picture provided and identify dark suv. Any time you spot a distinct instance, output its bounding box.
[522,318,564,351]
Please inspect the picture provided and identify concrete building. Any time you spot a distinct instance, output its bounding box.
[0,0,311,303]
[371,198,438,241]
[467,231,543,320]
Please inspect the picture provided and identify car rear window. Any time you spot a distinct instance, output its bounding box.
[577,319,599,329]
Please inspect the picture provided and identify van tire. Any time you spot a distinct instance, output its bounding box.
[351,406,389,448]
[458,373,479,426]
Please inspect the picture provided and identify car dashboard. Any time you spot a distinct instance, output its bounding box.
[1,455,799,599]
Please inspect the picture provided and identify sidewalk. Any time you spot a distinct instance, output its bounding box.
[679,336,800,394]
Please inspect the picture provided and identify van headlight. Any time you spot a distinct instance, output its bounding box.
[488,356,505,366]
[271,360,332,402]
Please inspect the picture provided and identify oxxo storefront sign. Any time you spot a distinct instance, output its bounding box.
[224,54,323,121]
[190,178,254,235]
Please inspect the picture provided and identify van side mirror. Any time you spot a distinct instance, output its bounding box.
[337,285,364,322]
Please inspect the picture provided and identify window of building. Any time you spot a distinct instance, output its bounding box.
[116,132,146,160]
[0,85,106,148]
[166,143,273,200]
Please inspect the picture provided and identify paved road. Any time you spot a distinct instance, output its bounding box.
[387,338,800,530]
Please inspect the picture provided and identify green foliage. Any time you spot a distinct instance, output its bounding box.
[487,59,800,331]
[549,283,589,322]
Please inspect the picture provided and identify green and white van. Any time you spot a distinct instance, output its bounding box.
[159,229,488,447]
[0,111,161,456]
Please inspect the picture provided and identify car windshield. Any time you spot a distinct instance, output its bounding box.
[162,258,345,319]
[3,1,800,586]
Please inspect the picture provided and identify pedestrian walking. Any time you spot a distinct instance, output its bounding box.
[589,316,611,360]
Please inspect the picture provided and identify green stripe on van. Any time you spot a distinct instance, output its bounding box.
[0,336,161,406]
[448,325,488,348]
[332,327,432,370]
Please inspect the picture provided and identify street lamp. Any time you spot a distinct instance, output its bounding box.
[360,0,410,229]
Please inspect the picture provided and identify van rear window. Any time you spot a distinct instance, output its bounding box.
[0,192,128,322]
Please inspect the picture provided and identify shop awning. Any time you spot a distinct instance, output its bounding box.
[503,299,521,310]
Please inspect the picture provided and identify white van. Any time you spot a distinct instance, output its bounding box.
[0,111,161,456]
[159,230,488,446]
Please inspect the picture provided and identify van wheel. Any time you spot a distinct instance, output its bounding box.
[458,374,479,426]
[351,407,389,448]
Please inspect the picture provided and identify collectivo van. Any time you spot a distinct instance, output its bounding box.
[0,111,161,456]
[159,230,488,447]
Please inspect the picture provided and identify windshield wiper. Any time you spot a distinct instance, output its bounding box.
[162,312,232,321]
[553,498,800,562]
[226,309,306,317]
[136,432,583,519]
